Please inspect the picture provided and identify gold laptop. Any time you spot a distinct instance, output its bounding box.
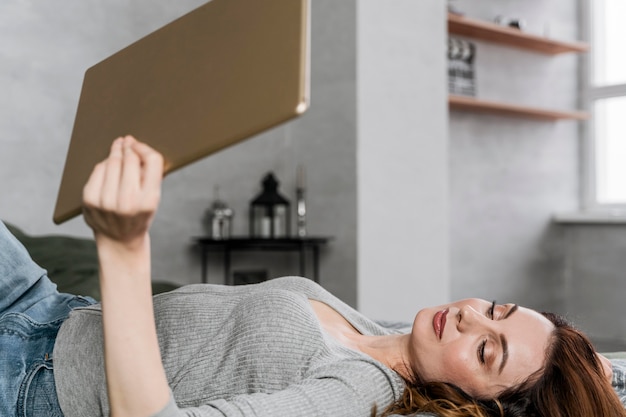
[53,0,310,224]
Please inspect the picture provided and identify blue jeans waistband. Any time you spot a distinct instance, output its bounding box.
[0,295,96,417]
[0,220,97,416]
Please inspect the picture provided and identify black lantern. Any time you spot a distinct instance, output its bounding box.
[249,173,290,238]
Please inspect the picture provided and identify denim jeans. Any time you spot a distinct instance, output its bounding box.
[0,221,96,417]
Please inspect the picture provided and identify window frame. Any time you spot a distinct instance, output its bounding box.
[581,0,626,212]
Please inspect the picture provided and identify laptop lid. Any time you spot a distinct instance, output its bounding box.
[53,0,310,224]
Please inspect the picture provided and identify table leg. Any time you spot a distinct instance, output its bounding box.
[225,249,232,285]
[201,246,208,284]
[313,246,320,283]
[299,241,306,278]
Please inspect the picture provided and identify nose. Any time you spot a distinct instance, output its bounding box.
[456,305,491,333]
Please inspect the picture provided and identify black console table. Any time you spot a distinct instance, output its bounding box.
[194,236,331,285]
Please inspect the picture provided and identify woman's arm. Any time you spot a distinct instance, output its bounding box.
[82,136,170,417]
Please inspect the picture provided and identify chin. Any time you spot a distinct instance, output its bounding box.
[411,307,433,341]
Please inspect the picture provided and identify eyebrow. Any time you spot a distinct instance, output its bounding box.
[498,304,518,374]
[504,304,518,319]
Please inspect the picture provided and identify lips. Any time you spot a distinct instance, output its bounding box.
[433,308,448,339]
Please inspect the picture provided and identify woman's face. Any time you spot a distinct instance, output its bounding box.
[409,298,554,398]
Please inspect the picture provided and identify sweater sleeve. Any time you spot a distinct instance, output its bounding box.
[151,358,400,417]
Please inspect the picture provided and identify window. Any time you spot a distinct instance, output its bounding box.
[585,0,626,209]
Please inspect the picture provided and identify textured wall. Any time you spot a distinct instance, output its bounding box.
[357,0,449,320]
[0,0,204,232]
[448,1,626,350]
[448,0,581,313]
[5,0,622,338]
[0,0,360,305]
[563,226,626,350]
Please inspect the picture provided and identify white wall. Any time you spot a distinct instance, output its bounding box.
[448,1,581,315]
[2,0,450,318]
[0,0,361,305]
[0,0,204,236]
[357,0,450,320]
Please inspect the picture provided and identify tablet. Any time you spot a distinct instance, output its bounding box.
[53,0,310,224]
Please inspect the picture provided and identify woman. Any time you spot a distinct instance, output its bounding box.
[2,136,624,417]
[380,311,625,417]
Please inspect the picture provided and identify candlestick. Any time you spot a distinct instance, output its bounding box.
[296,164,307,237]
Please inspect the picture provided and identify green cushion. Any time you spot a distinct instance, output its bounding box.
[4,222,177,300]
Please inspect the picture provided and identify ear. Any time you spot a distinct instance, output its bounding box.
[596,353,613,383]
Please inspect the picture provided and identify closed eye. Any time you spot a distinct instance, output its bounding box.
[479,301,496,366]
[488,300,496,319]
[479,339,488,364]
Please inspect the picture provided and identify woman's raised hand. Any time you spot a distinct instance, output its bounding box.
[82,135,164,249]
[86,136,171,417]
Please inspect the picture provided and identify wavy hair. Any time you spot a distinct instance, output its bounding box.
[378,312,626,417]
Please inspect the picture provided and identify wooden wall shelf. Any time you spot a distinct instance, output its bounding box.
[448,13,589,55]
[449,95,589,121]
[447,13,589,120]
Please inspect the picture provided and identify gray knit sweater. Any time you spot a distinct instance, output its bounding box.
[53,276,407,417]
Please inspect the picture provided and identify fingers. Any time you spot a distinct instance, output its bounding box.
[81,136,164,244]
[131,139,164,185]
[83,161,106,207]
[101,137,124,210]
[84,137,124,209]
[130,139,164,207]
[83,135,164,212]
[118,137,142,212]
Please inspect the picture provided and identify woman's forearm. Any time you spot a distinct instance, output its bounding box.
[97,234,170,417]
[82,136,170,416]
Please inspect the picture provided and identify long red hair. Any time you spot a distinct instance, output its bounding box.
[378,312,625,417]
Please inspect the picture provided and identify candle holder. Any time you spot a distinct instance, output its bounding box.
[296,165,307,237]
[203,186,233,240]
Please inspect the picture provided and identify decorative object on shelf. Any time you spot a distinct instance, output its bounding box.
[448,37,476,97]
[203,186,233,240]
[494,15,526,31]
[446,13,590,120]
[249,172,290,238]
[296,164,307,237]
[447,0,464,16]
